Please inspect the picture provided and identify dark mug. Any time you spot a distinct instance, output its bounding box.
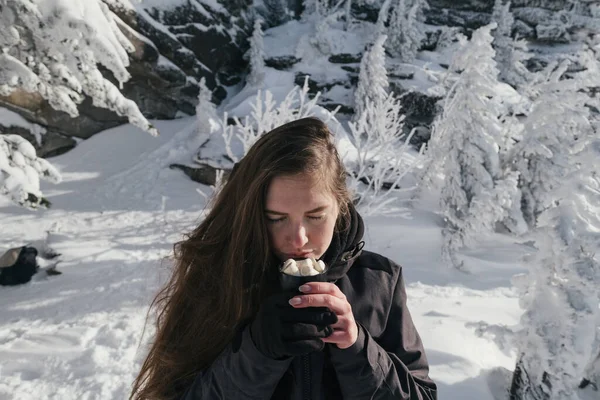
[279,270,329,292]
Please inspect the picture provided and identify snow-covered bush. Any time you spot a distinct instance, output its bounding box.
[223,77,337,162]
[247,19,266,87]
[354,35,389,123]
[0,135,61,209]
[0,0,157,136]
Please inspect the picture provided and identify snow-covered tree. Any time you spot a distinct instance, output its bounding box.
[247,19,266,87]
[491,0,532,89]
[347,89,422,216]
[0,0,157,136]
[1,134,61,209]
[195,77,219,136]
[354,35,389,123]
[510,170,600,400]
[262,0,289,26]
[386,0,428,63]
[417,24,521,268]
[508,59,594,228]
[509,49,600,399]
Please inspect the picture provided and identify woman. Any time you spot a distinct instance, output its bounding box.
[131,117,437,399]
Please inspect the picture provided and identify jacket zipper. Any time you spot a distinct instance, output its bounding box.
[302,354,311,400]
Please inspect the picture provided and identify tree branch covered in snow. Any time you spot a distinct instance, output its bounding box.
[222,77,337,162]
[0,0,157,136]
[0,134,61,209]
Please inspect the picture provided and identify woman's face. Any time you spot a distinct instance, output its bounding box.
[265,173,339,262]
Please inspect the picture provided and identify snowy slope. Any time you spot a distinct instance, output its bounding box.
[0,117,538,400]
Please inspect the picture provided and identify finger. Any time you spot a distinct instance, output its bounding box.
[282,323,334,340]
[290,294,351,315]
[298,282,346,299]
[281,307,338,325]
[320,330,349,343]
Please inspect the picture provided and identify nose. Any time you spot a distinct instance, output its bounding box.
[289,222,309,249]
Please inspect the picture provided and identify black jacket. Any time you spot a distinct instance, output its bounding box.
[181,249,437,400]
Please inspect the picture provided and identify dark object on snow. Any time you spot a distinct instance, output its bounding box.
[169,163,231,186]
[0,246,39,286]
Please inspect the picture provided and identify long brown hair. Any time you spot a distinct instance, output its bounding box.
[130,117,351,399]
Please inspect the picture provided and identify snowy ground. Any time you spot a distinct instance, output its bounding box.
[0,117,542,400]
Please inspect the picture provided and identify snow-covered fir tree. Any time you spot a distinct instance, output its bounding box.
[353,35,389,123]
[0,0,157,136]
[386,0,427,63]
[510,164,600,400]
[247,19,266,87]
[195,77,219,136]
[1,134,61,209]
[508,58,595,229]
[491,0,532,89]
[262,0,289,26]
[418,24,520,268]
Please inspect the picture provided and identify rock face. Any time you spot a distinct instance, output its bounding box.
[1,0,251,156]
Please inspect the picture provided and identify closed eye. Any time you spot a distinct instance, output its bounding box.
[266,216,286,223]
[307,215,324,220]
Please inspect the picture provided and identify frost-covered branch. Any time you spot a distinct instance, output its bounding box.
[222,76,335,162]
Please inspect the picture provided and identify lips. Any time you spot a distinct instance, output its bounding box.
[287,252,312,259]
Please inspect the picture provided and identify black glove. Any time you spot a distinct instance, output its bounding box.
[250,291,338,360]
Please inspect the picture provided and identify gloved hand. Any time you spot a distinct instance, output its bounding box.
[250,291,338,359]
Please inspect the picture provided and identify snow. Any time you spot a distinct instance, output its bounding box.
[0,115,536,399]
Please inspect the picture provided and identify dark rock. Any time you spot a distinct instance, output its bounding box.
[265,56,301,70]
[389,71,415,80]
[389,83,442,148]
[341,66,359,73]
[0,123,77,158]
[294,74,320,94]
[510,0,571,11]
[536,23,570,43]
[421,30,442,51]
[328,53,362,64]
[169,163,232,186]
[425,9,491,33]
[525,57,548,73]
[322,103,354,115]
[0,91,126,140]
[428,0,493,13]
[513,19,536,39]
[512,7,554,27]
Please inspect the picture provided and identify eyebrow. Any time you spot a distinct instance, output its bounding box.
[264,205,329,215]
